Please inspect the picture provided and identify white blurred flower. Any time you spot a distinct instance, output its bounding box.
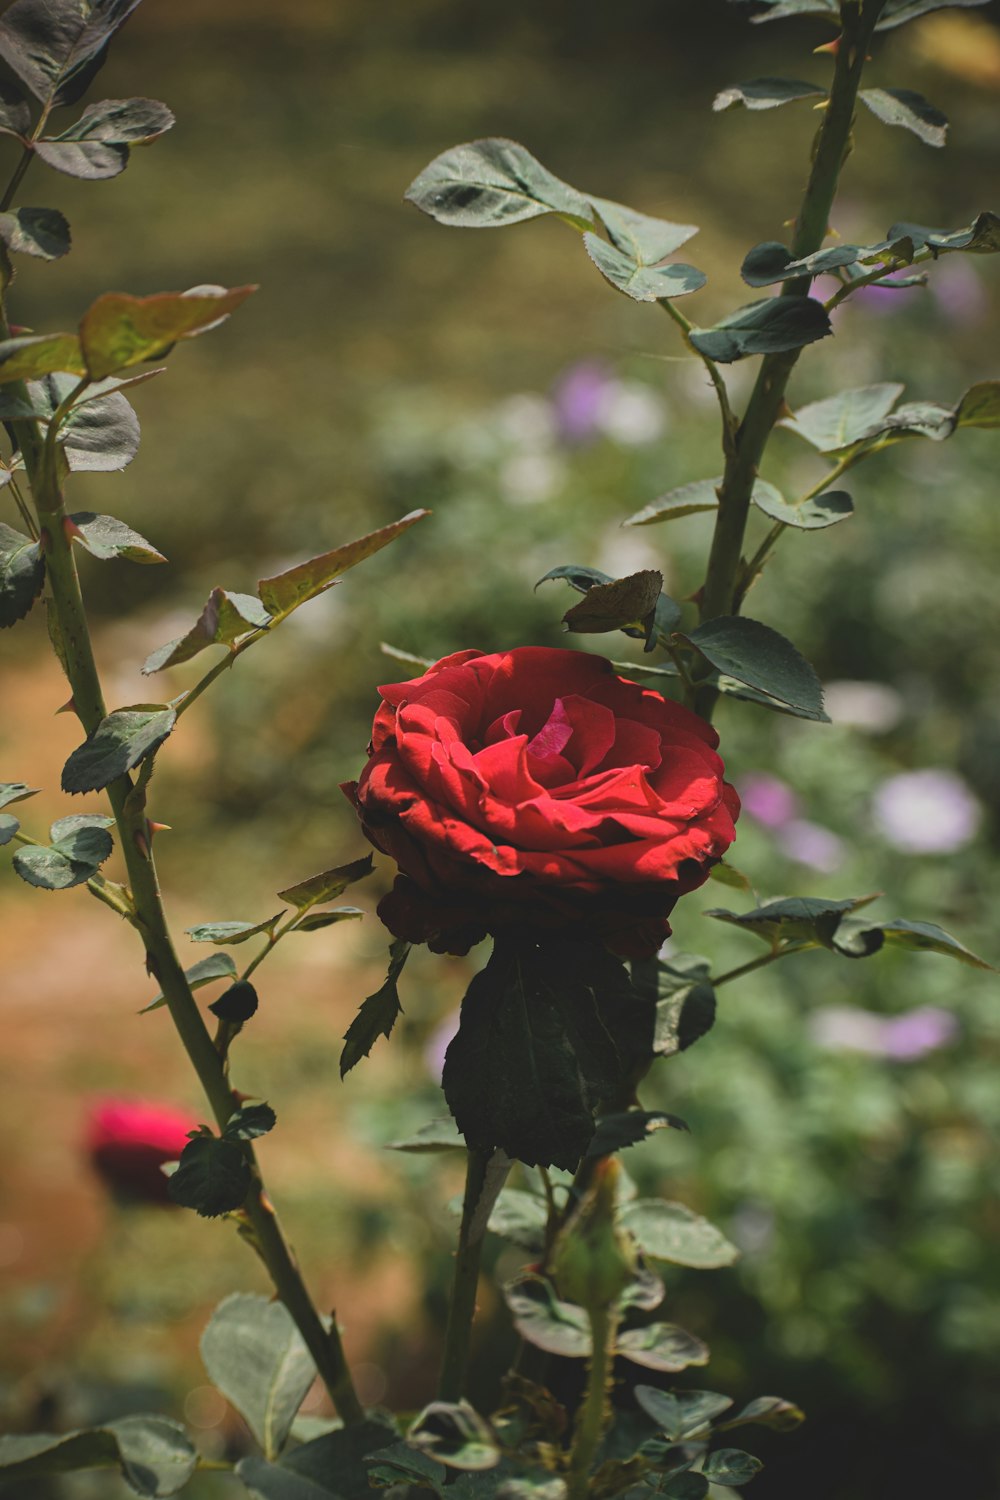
[499,450,567,505]
[495,393,557,448]
[824,679,904,733]
[598,381,667,445]
[872,769,981,854]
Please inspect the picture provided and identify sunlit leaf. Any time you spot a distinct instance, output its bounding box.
[258,510,428,622]
[141,952,237,1014]
[0,522,44,627]
[277,854,373,911]
[79,284,257,379]
[713,77,825,112]
[12,813,113,890]
[779,383,905,452]
[406,138,592,230]
[69,512,165,563]
[583,233,705,303]
[143,588,271,674]
[618,1199,739,1269]
[615,1321,709,1373]
[0,330,85,384]
[751,487,854,529]
[0,206,70,259]
[859,87,947,147]
[186,916,282,945]
[0,0,145,107]
[62,705,176,792]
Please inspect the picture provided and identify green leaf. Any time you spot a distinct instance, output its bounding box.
[365,1442,448,1494]
[706,894,879,948]
[208,981,259,1023]
[0,521,44,627]
[0,330,86,384]
[0,0,144,107]
[201,1293,317,1459]
[408,1403,500,1473]
[142,588,271,673]
[562,569,663,634]
[225,1102,276,1141]
[186,916,281,945]
[142,952,238,1014]
[702,1448,764,1485]
[875,0,992,32]
[713,77,825,111]
[634,1386,733,1439]
[0,781,38,810]
[888,210,1000,255]
[0,79,30,134]
[878,918,993,970]
[0,1430,121,1482]
[876,399,956,443]
[591,199,698,262]
[0,206,70,259]
[55,96,175,144]
[618,1200,739,1270]
[679,616,828,721]
[237,1456,338,1499]
[718,1395,805,1432]
[780,383,905,452]
[740,240,866,287]
[0,813,18,844]
[69,512,165,562]
[859,87,947,147]
[538,564,681,647]
[623,477,721,527]
[386,1116,466,1153]
[291,905,363,932]
[659,1474,708,1500]
[405,138,592,230]
[34,136,128,179]
[278,854,374,911]
[689,297,831,363]
[582,232,705,303]
[654,959,716,1057]
[615,1321,709,1374]
[0,1417,196,1496]
[504,1276,592,1358]
[708,858,753,893]
[484,1188,548,1253]
[62,705,176,793]
[585,1111,689,1158]
[258,509,428,622]
[45,375,141,471]
[273,1421,400,1494]
[956,382,1000,429]
[442,937,654,1170]
[79,284,256,379]
[13,814,113,890]
[168,1131,250,1217]
[340,938,409,1076]
[751,487,854,530]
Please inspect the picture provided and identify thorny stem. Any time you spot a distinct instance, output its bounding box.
[8,313,365,1428]
[712,943,814,989]
[439,1145,494,1402]
[660,299,737,457]
[566,1304,617,1500]
[692,0,889,722]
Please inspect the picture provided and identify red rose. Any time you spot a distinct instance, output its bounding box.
[86,1097,199,1205]
[344,647,739,959]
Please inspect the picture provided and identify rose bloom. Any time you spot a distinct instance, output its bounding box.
[345,647,739,958]
[86,1097,198,1206]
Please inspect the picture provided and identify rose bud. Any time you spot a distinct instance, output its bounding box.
[85,1097,199,1206]
[344,647,739,958]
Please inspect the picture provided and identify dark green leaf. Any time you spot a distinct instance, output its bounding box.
[442,937,654,1170]
[13,814,113,890]
[278,1421,401,1492]
[0,330,86,383]
[484,1188,548,1253]
[752,487,854,529]
[55,95,174,144]
[660,1474,708,1500]
[0,813,18,844]
[142,952,238,1014]
[143,589,271,673]
[562,569,663,633]
[237,1456,337,1498]
[340,938,409,1076]
[277,854,373,910]
[780,383,905,452]
[829,917,885,958]
[291,905,363,932]
[0,781,37,810]
[0,0,144,107]
[34,137,128,178]
[592,198,698,262]
[583,233,705,303]
[739,0,837,20]
[618,1200,739,1270]
[878,918,993,970]
[741,240,867,288]
[62,705,176,793]
[168,1132,250,1217]
[408,1404,499,1473]
[718,1395,804,1432]
[633,1386,733,1440]
[875,0,991,32]
[0,1430,121,1481]
[623,477,720,527]
[258,509,428,622]
[586,1111,689,1158]
[706,894,879,948]
[689,297,830,363]
[0,206,70,259]
[365,1443,447,1495]
[888,210,1000,255]
[616,1321,709,1373]
[0,78,30,133]
[79,285,256,380]
[225,1102,276,1141]
[52,382,140,472]
[405,138,592,230]
[654,957,716,1058]
[956,382,1000,428]
[0,521,44,627]
[703,1449,764,1485]
[107,1415,198,1498]
[680,616,828,721]
[186,916,281,945]
[713,77,825,111]
[386,1116,466,1153]
[208,981,259,1023]
[201,1293,317,1459]
[69,512,165,562]
[503,1275,592,1358]
[859,87,947,147]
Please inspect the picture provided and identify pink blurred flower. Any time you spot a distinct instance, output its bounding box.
[739,773,798,828]
[86,1097,199,1205]
[873,769,981,854]
[552,361,614,443]
[810,1005,958,1061]
[778,818,845,874]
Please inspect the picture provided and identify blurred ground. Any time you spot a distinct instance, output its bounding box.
[2,2,1000,1497]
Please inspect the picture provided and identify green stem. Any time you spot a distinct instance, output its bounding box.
[660,299,737,457]
[0,99,55,212]
[17,381,364,1427]
[712,943,814,989]
[694,0,888,721]
[439,1145,493,1401]
[567,1304,617,1500]
[735,449,862,606]
[824,251,930,312]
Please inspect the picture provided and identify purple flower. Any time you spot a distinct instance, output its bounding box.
[930,257,988,326]
[882,1007,959,1061]
[872,769,981,854]
[551,362,614,444]
[811,1004,958,1061]
[778,819,845,874]
[739,773,798,828]
[424,1011,460,1083]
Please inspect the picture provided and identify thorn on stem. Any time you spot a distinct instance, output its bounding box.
[55,696,77,716]
[63,516,86,545]
[134,828,151,860]
[147,820,171,839]
[814,36,841,56]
